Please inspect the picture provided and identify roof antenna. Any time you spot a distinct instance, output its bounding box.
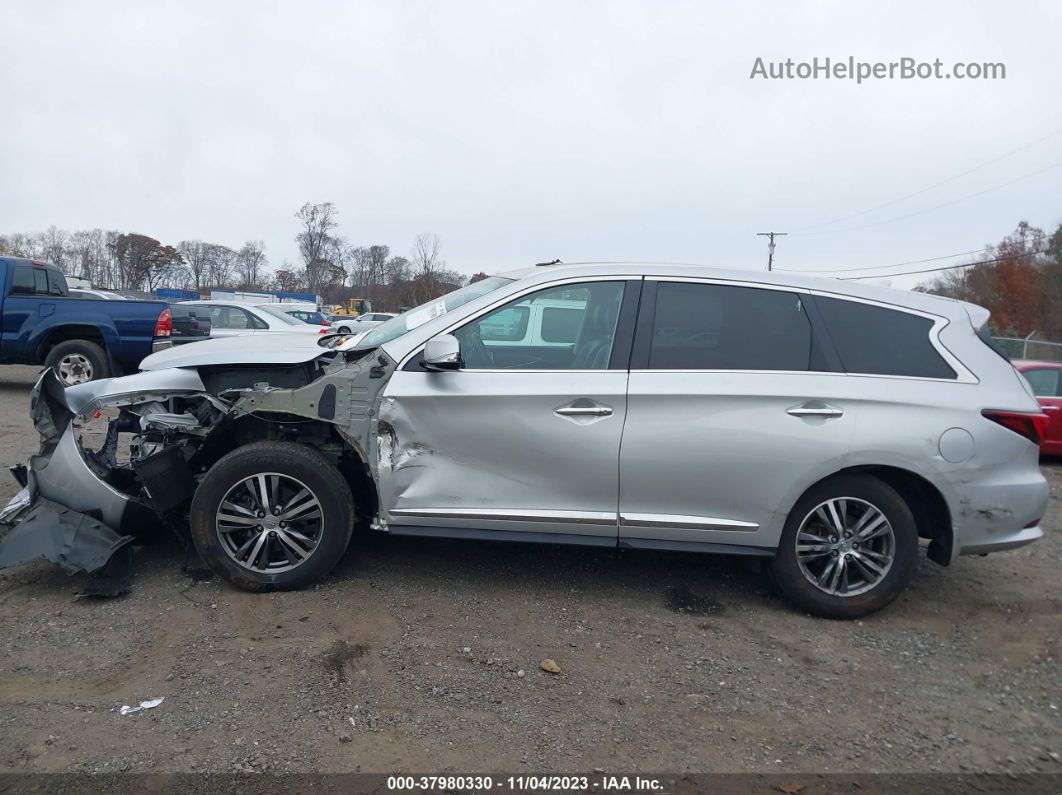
[534,259,562,267]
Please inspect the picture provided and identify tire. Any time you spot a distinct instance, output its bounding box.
[189,441,355,592]
[337,326,351,334]
[770,474,918,619]
[44,339,110,386]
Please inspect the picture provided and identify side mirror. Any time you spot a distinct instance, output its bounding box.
[422,334,462,371]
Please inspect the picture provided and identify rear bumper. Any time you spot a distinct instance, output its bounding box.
[959,524,1043,555]
[943,459,1049,558]
[151,338,174,353]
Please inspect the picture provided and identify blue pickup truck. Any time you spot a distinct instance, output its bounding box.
[0,257,175,385]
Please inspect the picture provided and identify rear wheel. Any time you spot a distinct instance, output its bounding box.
[770,474,918,619]
[189,442,355,591]
[337,325,351,334]
[45,340,110,386]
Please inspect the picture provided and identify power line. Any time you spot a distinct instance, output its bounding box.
[794,126,1062,233]
[795,161,1062,236]
[838,249,1045,280]
[778,246,992,275]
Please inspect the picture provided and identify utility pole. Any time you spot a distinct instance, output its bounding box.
[757,231,787,271]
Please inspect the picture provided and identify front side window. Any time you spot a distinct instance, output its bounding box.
[1022,368,1060,397]
[815,296,956,379]
[454,281,625,370]
[648,282,813,370]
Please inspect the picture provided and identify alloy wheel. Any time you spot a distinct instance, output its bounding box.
[795,497,895,597]
[216,472,324,573]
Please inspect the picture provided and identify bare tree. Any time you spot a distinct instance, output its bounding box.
[237,240,268,288]
[295,202,339,296]
[205,244,238,288]
[411,233,444,304]
[178,240,210,293]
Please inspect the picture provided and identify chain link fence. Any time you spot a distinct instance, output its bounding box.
[992,335,1062,362]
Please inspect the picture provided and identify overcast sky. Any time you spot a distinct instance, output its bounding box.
[2,1,1059,289]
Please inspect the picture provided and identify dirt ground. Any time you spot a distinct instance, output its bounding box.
[0,363,1059,776]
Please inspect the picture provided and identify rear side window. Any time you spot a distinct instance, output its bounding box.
[815,296,956,379]
[648,282,814,370]
[47,270,68,296]
[10,266,35,295]
[1021,368,1060,397]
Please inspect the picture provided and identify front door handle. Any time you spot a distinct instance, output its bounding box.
[787,401,844,419]
[1043,405,1059,412]
[556,406,613,417]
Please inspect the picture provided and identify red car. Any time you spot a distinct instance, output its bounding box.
[1014,360,1062,455]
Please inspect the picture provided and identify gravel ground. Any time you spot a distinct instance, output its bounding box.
[0,363,1059,775]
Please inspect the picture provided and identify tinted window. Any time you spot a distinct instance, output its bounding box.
[47,270,68,296]
[33,269,47,294]
[10,266,35,295]
[816,297,956,379]
[1022,368,1060,397]
[541,307,583,343]
[649,282,813,370]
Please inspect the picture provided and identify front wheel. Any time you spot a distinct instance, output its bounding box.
[189,442,355,591]
[770,475,918,619]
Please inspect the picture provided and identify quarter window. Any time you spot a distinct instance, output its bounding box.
[648,282,814,371]
[815,296,956,379]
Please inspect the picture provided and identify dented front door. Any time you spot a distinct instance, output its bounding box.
[374,279,634,540]
[375,369,626,538]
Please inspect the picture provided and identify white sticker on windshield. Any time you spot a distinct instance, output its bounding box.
[405,301,447,330]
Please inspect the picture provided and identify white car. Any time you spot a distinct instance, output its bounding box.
[330,312,396,334]
[180,300,326,338]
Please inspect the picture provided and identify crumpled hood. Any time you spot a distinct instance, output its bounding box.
[141,333,334,370]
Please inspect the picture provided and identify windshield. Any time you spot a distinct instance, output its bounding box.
[257,305,304,326]
[354,276,514,348]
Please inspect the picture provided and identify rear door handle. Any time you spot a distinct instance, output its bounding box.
[556,406,613,417]
[1043,405,1059,412]
[787,401,844,419]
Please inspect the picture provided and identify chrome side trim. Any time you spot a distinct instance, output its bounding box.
[388,507,617,525]
[620,513,758,532]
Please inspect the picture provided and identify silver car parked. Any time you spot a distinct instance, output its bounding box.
[0,263,1048,617]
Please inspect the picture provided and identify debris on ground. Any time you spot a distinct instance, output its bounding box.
[119,697,165,715]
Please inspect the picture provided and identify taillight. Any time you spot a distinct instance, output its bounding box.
[981,410,1048,445]
[318,328,327,334]
[154,307,172,337]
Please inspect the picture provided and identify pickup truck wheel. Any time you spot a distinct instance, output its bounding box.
[45,340,110,386]
[189,441,355,592]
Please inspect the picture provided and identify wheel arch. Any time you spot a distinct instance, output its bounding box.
[35,324,109,361]
[792,465,954,566]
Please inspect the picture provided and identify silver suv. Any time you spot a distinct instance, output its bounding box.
[0,263,1048,617]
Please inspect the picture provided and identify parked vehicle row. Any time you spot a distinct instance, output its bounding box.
[0,257,176,385]
[0,261,1048,619]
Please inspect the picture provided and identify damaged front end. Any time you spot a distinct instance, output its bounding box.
[0,340,394,594]
[0,367,221,593]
